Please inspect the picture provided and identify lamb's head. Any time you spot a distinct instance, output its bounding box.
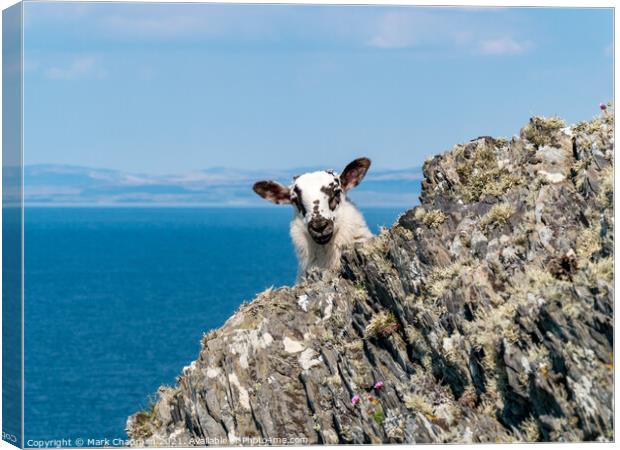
[253,157,371,245]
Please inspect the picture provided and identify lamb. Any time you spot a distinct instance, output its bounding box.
[253,157,373,281]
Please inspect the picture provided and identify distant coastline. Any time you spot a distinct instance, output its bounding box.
[24,164,422,208]
[25,204,415,208]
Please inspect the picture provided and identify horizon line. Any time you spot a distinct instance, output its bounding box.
[22,162,424,173]
[24,203,415,208]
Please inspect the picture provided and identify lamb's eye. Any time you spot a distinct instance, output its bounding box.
[329,191,341,211]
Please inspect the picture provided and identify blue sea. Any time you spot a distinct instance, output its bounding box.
[23,207,402,445]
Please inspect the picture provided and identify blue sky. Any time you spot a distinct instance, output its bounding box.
[23,3,613,174]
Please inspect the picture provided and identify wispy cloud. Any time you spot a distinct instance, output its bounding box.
[44,56,107,80]
[96,6,276,41]
[367,11,425,49]
[367,10,457,50]
[478,37,530,55]
[366,9,531,56]
[27,3,533,58]
[100,14,210,38]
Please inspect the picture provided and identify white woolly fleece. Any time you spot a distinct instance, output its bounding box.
[290,199,372,281]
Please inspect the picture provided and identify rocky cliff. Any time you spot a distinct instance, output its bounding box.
[127,110,614,444]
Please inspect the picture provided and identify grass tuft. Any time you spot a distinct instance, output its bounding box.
[405,394,435,417]
[521,116,566,147]
[422,209,448,229]
[131,403,161,440]
[455,140,523,202]
[480,203,515,231]
[365,311,399,338]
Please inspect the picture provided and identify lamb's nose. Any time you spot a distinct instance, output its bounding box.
[309,217,329,232]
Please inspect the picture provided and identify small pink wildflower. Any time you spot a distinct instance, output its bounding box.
[374,381,385,391]
[600,103,608,111]
[351,394,361,406]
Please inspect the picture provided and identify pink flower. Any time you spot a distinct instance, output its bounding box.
[351,394,361,406]
[600,103,608,111]
[374,381,385,391]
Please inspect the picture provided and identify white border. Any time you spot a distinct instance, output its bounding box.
[0,1,616,450]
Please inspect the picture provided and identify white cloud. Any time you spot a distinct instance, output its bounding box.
[366,10,532,57]
[96,7,276,40]
[28,4,533,58]
[367,11,425,49]
[44,56,107,80]
[101,14,209,38]
[478,37,529,55]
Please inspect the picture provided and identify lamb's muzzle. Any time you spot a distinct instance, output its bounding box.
[308,216,334,244]
[253,157,373,280]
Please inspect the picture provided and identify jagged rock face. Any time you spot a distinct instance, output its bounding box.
[127,112,614,445]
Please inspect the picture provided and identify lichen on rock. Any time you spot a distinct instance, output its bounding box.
[127,109,614,445]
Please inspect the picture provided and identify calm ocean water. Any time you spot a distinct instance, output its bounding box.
[23,207,402,444]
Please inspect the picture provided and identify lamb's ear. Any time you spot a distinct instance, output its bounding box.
[253,181,291,205]
[340,157,371,191]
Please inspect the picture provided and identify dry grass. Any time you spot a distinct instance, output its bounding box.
[345,339,364,353]
[422,210,448,229]
[521,116,566,147]
[130,404,160,440]
[426,262,465,299]
[520,417,540,442]
[587,258,613,283]
[480,204,515,231]
[404,394,435,417]
[365,311,399,338]
[576,225,600,260]
[454,140,523,202]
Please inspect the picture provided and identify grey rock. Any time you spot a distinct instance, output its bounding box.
[470,230,488,258]
[127,112,614,445]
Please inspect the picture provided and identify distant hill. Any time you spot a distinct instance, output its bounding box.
[24,164,422,207]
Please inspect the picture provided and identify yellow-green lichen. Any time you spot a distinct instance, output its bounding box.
[426,262,466,299]
[422,209,448,229]
[587,257,613,283]
[521,116,566,147]
[455,140,523,202]
[480,203,515,231]
[414,207,427,221]
[576,225,601,261]
[130,403,161,440]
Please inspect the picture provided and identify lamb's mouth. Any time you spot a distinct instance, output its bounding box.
[310,231,333,245]
[308,217,334,245]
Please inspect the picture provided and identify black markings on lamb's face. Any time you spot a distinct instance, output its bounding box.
[292,185,306,216]
[320,180,342,211]
[253,158,371,247]
[289,171,344,245]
